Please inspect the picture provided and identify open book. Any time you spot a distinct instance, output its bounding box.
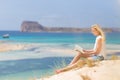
[74,45,84,53]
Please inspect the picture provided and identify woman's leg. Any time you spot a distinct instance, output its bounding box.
[69,51,90,65]
[55,57,95,74]
[56,59,85,74]
[69,52,82,65]
[55,52,91,74]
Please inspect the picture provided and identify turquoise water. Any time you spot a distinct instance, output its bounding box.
[0,57,72,80]
[0,31,120,44]
[0,31,120,80]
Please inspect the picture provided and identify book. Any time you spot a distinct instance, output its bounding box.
[74,45,84,53]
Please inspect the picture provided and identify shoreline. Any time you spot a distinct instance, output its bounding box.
[0,44,120,53]
[0,43,25,52]
[0,42,120,61]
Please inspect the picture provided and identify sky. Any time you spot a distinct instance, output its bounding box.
[0,0,120,30]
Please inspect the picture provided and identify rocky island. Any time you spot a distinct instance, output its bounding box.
[21,21,116,32]
[21,21,45,32]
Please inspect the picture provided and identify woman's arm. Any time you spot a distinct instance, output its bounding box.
[83,49,93,52]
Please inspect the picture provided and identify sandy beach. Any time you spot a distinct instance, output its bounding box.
[36,59,120,80]
[0,43,25,52]
[0,42,120,57]
[0,42,120,56]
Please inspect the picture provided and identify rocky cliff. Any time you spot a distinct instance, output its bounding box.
[21,21,45,32]
[20,21,90,32]
[21,21,113,32]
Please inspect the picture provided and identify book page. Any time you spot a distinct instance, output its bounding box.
[74,45,84,53]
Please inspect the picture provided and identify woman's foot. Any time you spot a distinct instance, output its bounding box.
[55,69,64,74]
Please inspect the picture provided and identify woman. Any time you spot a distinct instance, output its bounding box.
[56,24,106,74]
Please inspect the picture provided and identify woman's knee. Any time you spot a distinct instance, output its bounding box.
[76,52,82,56]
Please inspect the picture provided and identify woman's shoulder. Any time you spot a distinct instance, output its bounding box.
[96,35,102,40]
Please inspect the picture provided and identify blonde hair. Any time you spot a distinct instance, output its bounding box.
[91,24,105,41]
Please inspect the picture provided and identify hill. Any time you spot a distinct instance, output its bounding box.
[21,21,116,32]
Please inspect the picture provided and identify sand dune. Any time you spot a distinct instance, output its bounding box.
[37,60,120,80]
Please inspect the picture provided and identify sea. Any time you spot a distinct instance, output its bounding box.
[0,31,120,80]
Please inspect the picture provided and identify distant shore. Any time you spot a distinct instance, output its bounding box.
[21,21,120,32]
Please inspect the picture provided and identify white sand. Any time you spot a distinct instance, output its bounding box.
[0,43,24,52]
[37,60,120,80]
